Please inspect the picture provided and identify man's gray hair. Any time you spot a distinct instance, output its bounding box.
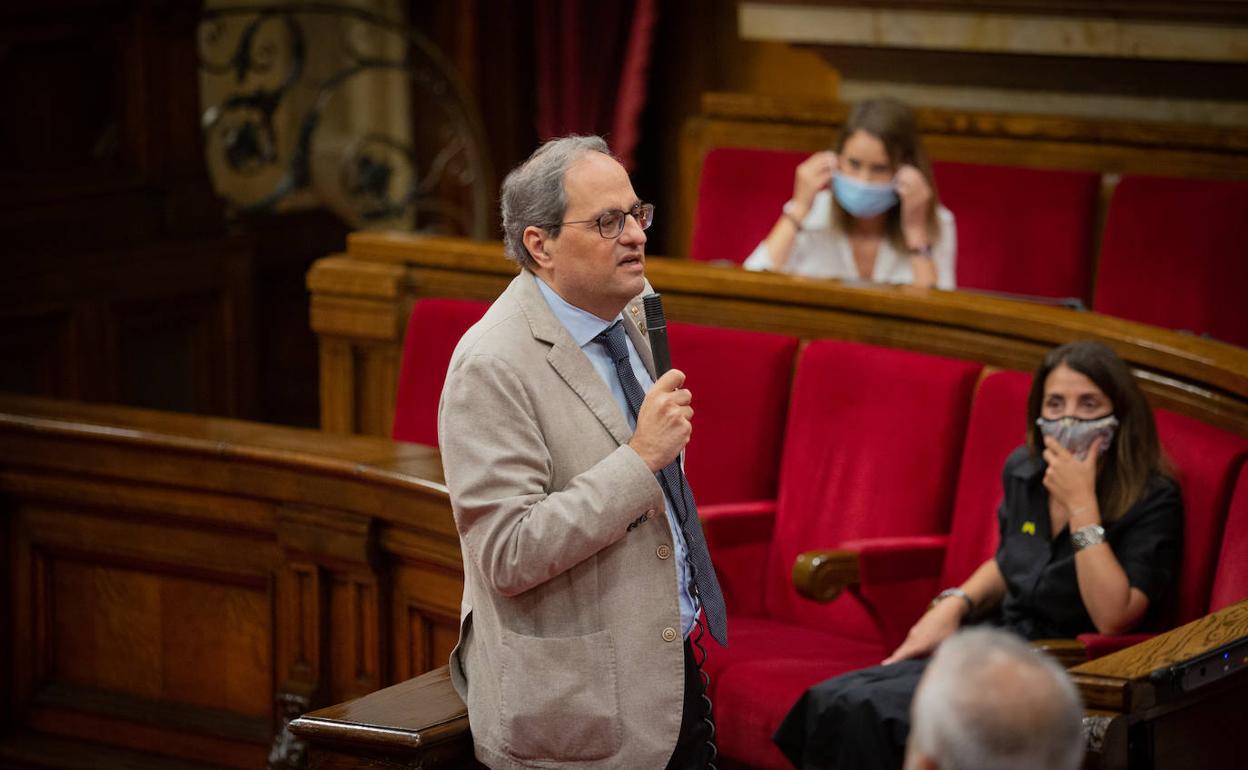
[909,628,1085,770]
[499,135,612,270]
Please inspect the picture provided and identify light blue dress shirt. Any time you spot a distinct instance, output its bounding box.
[534,274,699,636]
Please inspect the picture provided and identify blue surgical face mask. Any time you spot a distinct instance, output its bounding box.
[833,175,899,218]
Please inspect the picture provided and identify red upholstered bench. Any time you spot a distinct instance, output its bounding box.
[688,147,806,265]
[931,161,1100,303]
[393,298,490,445]
[1093,176,1248,348]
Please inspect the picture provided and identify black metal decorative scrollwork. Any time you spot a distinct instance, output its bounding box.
[199,3,493,237]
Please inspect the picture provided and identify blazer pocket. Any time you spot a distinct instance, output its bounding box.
[498,629,623,761]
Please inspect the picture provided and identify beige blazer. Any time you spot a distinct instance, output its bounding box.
[438,271,687,770]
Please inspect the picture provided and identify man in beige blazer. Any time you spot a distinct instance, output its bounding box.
[439,135,722,769]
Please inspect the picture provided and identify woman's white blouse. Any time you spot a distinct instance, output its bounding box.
[743,191,958,290]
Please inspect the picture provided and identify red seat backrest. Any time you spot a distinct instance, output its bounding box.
[764,340,982,634]
[689,147,806,264]
[1154,409,1248,625]
[1093,176,1248,347]
[941,369,1033,586]
[669,322,799,505]
[932,161,1100,302]
[1210,464,1248,612]
[392,298,490,445]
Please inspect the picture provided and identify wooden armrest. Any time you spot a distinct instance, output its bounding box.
[793,549,860,602]
[792,537,949,603]
[1068,599,1248,714]
[290,665,477,766]
[1031,638,1089,669]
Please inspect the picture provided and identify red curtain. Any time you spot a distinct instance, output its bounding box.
[534,0,658,170]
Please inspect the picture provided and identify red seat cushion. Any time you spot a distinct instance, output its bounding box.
[713,652,884,770]
[932,161,1100,302]
[1093,176,1248,347]
[1154,409,1248,624]
[1210,464,1248,612]
[689,147,806,264]
[669,322,799,505]
[392,298,489,445]
[762,341,982,641]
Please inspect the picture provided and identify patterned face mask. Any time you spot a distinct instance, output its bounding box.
[1035,414,1118,460]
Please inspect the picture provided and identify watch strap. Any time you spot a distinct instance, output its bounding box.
[1072,523,1106,551]
[930,587,974,614]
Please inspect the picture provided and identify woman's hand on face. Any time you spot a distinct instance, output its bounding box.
[894,164,933,243]
[1042,435,1101,516]
[882,599,962,664]
[791,151,837,216]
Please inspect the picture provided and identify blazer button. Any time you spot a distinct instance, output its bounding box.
[662,627,678,643]
[656,544,671,560]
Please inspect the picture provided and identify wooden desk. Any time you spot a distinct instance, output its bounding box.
[1070,600,1248,770]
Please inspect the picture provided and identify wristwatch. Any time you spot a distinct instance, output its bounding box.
[909,243,934,258]
[1072,523,1106,551]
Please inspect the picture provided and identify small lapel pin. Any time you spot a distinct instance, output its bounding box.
[1021,521,1036,536]
[628,305,646,334]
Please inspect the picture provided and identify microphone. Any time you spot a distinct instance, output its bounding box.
[642,293,671,375]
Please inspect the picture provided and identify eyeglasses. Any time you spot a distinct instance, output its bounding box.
[553,202,655,239]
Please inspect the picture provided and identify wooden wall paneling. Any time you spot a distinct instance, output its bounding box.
[6,482,277,768]
[275,505,385,707]
[354,345,400,438]
[0,309,80,400]
[0,394,458,768]
[0,493,10,728]
[318,339,357,435]
[384,526,466,683]
[276,561,326,719]
[309,257,409,435]
[0,236,257,419]
[0,1,268,425]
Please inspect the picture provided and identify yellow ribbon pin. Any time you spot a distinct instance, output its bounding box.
[1022,521,1037,536]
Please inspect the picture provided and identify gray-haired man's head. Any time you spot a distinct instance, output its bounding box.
[906,628,1085,770]
[499,135,612,270]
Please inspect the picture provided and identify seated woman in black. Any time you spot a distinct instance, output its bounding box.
[773,340,1183,770]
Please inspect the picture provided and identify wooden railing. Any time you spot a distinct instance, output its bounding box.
[310,232,1248,441]
[0,394,461,769]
